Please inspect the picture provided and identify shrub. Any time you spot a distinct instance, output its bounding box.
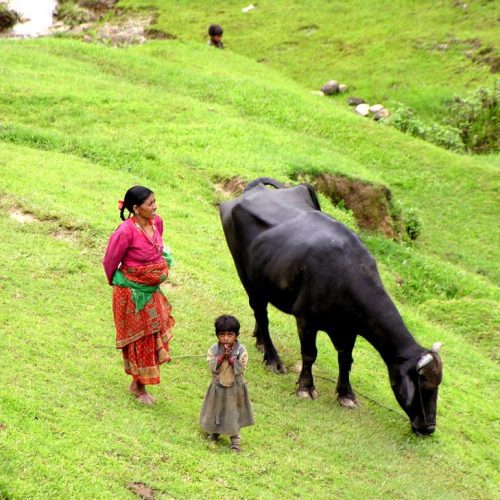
[384,103,464,152]
[445,86,499,153]
[0,6,19,32]
[404,208,422,241]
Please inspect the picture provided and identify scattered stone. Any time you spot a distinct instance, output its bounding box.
[355,103,370,116]
[241,4,256,13]
[321,80,339,95]
[338,83,348,93]
[311,90,325,96]
[373,108,390,121]
[369,104,384,113]
[347,96,365,106]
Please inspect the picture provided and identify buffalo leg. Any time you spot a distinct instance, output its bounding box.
[296,319,318,400]
[249,295,286,374]
[329,332,358,407]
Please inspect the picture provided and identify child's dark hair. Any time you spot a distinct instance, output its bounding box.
[120,185,153,221]
[208,24,223,36]
[214,315,240,336]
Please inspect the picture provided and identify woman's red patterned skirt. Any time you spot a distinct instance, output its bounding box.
[112,261,174,385]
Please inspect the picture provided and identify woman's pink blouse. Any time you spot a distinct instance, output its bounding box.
[103,216,165,285]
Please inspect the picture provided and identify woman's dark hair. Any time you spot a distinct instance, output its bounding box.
[208,24,223,36]
[120,185,153,221]
[214,315,240,336]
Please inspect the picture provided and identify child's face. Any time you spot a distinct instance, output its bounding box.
[218,331,237,348]
[211,34,222,44]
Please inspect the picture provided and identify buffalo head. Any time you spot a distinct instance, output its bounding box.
[391,342,443,435]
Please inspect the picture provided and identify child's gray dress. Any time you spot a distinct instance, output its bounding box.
[199,341,254,436]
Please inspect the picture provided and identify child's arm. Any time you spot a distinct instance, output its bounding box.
[231,346,248,376]
[207,346,224,373]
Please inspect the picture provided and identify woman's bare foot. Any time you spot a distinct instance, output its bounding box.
[129,381,155,405]
[135,391,155,405]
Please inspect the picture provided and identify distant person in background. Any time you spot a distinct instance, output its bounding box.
[103,186,175,405]
[200,315,254,452]
[208,24,224,48]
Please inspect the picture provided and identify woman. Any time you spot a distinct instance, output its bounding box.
[103,186,174,405]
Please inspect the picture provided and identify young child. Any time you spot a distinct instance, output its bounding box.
[207,24,224,49]
[199,315,254,452]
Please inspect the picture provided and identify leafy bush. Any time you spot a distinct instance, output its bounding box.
[445,86,499,153]
[0,6,19,32]
[404,208,422,241]
[384,103,464,152]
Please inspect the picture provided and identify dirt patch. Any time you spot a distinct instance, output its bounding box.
[55,1,173,45]
[8,206,81,242]
[52,228,78,243]
[468,45,500,74]
[312,173,400,238]
[128,482,155,500]
[214,176,247,203]
[92,15,154,46]
[9,208,36,224]
[0,423,7,431]
[298,24,318,36]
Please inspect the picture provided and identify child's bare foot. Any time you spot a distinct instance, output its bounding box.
[230,434,241,452]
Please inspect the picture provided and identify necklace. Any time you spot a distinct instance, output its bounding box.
[134,218,162,255]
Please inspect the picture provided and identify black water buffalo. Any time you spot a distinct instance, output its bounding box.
[219,177,443,435]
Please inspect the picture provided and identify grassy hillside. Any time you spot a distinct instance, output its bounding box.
[0,37,498,498]
[120,0,499,123]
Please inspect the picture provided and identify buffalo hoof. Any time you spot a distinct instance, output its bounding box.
[255,341,265,353]
[338,396,358,408]
[297,388,318,400]
[265,359,287,374]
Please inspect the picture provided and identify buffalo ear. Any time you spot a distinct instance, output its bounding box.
[400,376,415,408]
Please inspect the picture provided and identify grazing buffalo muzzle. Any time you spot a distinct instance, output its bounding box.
[219,178,443,434]
[391,343,443,435]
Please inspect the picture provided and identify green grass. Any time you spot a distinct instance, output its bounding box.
[0,34,498,498]
[119,0,499,123]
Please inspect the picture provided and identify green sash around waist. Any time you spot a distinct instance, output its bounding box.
[112,270,162,313]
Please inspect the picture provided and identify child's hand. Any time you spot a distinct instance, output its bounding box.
[223,344,232,356]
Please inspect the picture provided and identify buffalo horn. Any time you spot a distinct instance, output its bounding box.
[416,353,433,373]
[431,342,442,354]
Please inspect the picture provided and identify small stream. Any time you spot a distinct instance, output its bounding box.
[8,0,57,37]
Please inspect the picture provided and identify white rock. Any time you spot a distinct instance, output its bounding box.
[373,108,390,121]
[355,103,370,116]
[311,90,325,96]
[241,4,256,13]
[369,104,384,113]
[338,84,348,93]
